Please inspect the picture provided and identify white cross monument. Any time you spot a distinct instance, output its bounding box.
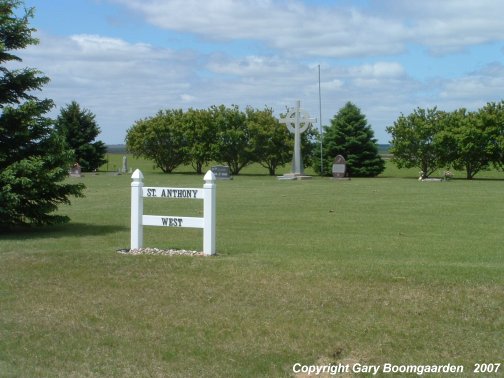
[279,100,316,179]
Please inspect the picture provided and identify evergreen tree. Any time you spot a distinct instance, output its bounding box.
[317,102,384,177]
[55,101,107,171]
[0,0,84,227]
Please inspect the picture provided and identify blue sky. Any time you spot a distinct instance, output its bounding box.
[14,0,504,144]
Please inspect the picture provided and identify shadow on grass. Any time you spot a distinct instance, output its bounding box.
[0,222,127,241]
[232,173,276,177]
[377,175,504,181]
[465,177,504,181]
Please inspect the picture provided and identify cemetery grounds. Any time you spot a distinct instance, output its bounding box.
[0,155,503,377]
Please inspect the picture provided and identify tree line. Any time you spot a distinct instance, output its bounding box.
[387,103,504,179]
[125,102,388,178]
[125,105,318,175]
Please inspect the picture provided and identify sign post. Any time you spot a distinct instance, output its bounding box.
[131,169,144,249]
[203,170,216,254]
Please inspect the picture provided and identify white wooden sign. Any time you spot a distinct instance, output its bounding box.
[131,170,216,255]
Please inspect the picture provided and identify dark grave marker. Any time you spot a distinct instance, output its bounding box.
[211,165,232,180]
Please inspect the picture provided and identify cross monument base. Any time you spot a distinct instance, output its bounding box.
[277,173,313,181]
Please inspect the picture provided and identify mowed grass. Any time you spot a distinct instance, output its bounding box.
[0,157,503,377]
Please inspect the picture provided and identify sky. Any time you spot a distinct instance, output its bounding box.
[12,0,504,144]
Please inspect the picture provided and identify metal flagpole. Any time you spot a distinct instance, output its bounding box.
[318,64,323,175]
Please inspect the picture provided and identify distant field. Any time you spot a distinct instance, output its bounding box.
[1,155,503,377]
[108,143,388,155]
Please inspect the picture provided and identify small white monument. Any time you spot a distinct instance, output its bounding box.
[69,163,82,177]
[122,155,128,173]
[278,100,316,180]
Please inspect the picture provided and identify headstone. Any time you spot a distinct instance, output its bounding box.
[122,156,128,173]
[69,163,82,177]
[278,100,316,180]
[332,155,349,180]
[418,171,444,182]
[211,165,232,180]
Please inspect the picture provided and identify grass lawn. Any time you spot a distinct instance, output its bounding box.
[1,157,503,377]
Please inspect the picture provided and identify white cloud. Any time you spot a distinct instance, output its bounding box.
[13,32,202,142]
[349,62,406,78]
[378,0,504,54]
[70,34,152,56]
[205,54,303,79]
[180,94,197,102]
[440,63,504,101]
[12,28,499,144]
[320,79,343,91]
[111,0,407,58]
[111,0,504,58]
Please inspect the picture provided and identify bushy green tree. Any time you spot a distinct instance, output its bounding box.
[438,109,488,179]
[300,126,319,172]
[246,106,292,176]
[0,0,84,228]
[317,102,384,177]
[210,105,252,175]
[124,104,317,176]
[439,104,504,179]
[478,101,504,173]
[183,108,215,174]
[387,107,447,178]
[55,101,107,171]
[389,104,504,179]
[125,109,188,173]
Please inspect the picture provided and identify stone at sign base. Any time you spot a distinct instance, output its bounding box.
[331,177,351,181]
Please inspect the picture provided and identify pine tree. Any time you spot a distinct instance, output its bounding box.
[317,102,384,177]
[0,0,84,227]
[55,101,107,172]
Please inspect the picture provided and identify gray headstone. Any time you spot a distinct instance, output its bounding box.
[211,165,232,180]
[332,155,347,178]
[69,163,82,177]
